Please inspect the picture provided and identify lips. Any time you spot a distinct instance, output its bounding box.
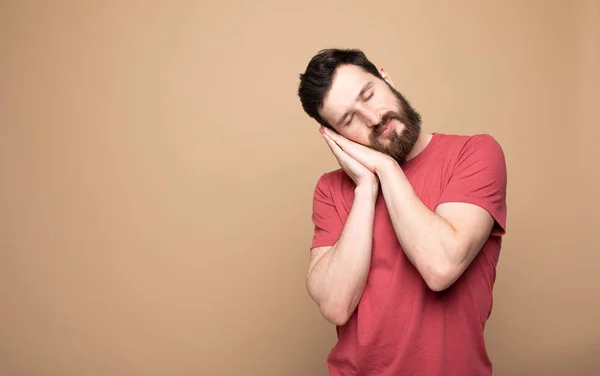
[378,120,393,138]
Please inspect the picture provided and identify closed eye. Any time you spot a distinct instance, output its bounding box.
[345,114,354,126]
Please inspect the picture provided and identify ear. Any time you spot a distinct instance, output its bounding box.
[379,67,395,87]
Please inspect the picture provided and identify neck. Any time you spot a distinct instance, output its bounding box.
[406,131,433,162]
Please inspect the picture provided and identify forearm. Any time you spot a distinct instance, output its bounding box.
[376,161,459,290]
[307,184,377,325]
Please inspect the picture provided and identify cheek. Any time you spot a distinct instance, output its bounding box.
[342,127,372,146]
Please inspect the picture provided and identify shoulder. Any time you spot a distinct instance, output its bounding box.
[464,133,504,151]
[435,133,505,160]
[315,168,351,188]
[436,132,502,149]
[313,168,354,202]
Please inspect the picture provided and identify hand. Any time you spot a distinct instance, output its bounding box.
[320,127,378,188]
[321,127,395,174]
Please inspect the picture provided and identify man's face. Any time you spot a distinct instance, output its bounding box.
[318,64,421,164]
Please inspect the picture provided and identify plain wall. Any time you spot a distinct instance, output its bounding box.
[1,0,598,375]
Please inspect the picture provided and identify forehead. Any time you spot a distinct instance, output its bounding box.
[320,65,375,122]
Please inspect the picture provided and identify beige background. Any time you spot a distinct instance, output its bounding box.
[1,1,599,375]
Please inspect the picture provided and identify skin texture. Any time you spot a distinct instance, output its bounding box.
[306,64,495,325]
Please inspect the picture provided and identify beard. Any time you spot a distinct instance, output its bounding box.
[369,85,422,164]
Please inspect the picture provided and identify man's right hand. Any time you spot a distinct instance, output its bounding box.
[308,129,379,325]
[321,128,378,190]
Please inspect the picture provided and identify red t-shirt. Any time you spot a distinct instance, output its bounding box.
[311,133,508,376]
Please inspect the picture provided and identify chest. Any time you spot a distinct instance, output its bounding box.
[339,157,457,270]
[336,151,458,250]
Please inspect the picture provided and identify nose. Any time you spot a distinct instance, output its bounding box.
[359,105,381,128]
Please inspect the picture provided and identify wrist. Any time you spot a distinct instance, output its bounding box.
[355,181,379,200]
[374,156,397,176]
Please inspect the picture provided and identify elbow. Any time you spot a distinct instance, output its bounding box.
[306,281,353,326]
[423,263,460,292]
[320,300,353,326]
[422,242,469,292]
[425,277,453,292]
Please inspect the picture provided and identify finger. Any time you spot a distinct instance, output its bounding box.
[322,127,347,143]
[323,133,360,167]
[323,133,367,171]
[322,127,360,153]
[322,132,345,159]
[324,130,371,165]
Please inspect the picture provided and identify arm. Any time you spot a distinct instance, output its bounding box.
[375,135,507,291]
[376,161,494,291]
[319,128,507,292]
[307,128,381,326]
[307,182,378,326]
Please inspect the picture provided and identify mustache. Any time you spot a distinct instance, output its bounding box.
[373,112,401,137]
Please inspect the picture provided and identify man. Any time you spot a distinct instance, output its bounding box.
[297,48,507,376]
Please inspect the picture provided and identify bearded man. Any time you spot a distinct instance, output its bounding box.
[297,48,508,376]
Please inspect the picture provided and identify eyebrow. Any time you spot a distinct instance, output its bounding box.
[335,82,373,126]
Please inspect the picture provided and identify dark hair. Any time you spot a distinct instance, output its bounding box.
[298,48,381,127]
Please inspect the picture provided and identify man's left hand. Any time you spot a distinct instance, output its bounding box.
[321,126,395,174]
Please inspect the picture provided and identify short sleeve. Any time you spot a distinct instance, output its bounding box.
[311,174,344,249]
[437,134,508,236]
